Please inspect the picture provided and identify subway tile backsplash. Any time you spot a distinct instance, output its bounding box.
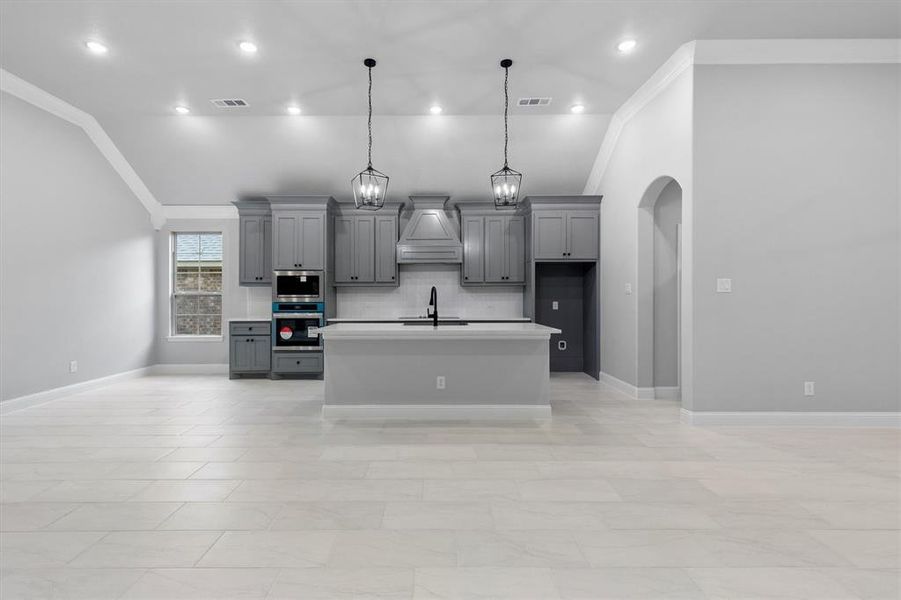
[336,264,523,319]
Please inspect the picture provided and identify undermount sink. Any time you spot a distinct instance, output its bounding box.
[402,321,469,326]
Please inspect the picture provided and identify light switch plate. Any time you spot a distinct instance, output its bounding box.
[69,360,78,373]
[625,283,632,295]
[804,381,815,396]
[436,376,446,390]
[552,301,559,310]
[716,278,732,293]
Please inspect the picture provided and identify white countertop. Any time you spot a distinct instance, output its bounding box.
[327,317,531,323]
[318,322,560,340]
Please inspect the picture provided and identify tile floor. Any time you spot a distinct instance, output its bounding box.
[0,373,898,599]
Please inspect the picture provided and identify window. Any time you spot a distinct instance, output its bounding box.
[172,232,223,336]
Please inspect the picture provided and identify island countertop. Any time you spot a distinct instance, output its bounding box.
[318,322,560,340]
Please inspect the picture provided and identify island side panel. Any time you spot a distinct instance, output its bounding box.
[323,338,550,406]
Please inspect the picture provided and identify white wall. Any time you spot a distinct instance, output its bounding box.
[692,63,900,412]
[592,68,694,394]
[653,180,682,387]
[155,218,270,365]
[0,92,156,401]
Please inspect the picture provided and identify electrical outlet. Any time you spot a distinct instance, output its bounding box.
[625,283,632,295]
[716,278,733,293]
[804,381,815,396]
[436,376,446,390]
[552,301,559,310]
[69,360,78,373]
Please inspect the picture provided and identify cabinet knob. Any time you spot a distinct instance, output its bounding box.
[296,361,301,365]
[464,276,468,280]
[391,276,395,280]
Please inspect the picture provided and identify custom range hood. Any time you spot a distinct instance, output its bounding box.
[396,196,463,263]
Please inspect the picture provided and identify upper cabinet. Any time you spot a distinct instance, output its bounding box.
[459,206,525,285]
[522,197,601,261]
[267,196,335,271]
[234,200,272,286]
[333,204,401,286]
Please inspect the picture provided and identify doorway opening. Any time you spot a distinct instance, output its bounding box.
[637,177,683,401]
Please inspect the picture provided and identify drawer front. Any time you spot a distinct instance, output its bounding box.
[230,322,271,336]
[272,353,323,374]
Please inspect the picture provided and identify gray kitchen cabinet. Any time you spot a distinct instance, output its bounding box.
[239,215,272,285]
[566,211,599,260]
[533,211,567,259]
[335,215,376,283]
[333,205,400,286]
[272,212,325,270]
[229,321,271,378]
[234,201,273,286]
[532,210,598,260]
[461,216,484,283]
[459,207,524,285]
[272,353,323,375]
[375,215,398,283]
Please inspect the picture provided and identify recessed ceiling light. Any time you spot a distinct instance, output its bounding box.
[617,39,637,54]
[174,105,190,115]
[287,105,301,116]
[85,40,108,55]
[570,104,585,114]
[238,41,258,54]
[429,105,443,115]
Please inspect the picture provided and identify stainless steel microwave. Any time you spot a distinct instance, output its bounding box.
[272,270,323,302]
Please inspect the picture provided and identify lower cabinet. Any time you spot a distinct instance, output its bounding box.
[271,353,324,376]
[229,322,271,378]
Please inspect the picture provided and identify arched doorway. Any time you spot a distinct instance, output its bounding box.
[637,176,683,401]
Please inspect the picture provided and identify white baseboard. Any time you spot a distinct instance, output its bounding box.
[655,386,682,401]
[0,366,153,415]
[598,371,639,397]
[322,404,552,420]
[682,408,901,427]
[150,363,229,375]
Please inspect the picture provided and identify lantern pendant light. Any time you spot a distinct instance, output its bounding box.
[491,58,522,209]
[352,58,389,210]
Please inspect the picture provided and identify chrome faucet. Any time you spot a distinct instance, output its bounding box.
[427,286,438,327]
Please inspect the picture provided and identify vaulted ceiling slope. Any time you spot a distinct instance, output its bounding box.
[1,1,897,206]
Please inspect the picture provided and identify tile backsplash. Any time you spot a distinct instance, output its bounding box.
[336,265,523,319]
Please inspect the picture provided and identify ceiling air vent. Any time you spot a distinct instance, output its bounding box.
[517,97,552,107]
[210,98,249,108]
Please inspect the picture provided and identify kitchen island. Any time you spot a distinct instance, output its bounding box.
[319,322,560,419]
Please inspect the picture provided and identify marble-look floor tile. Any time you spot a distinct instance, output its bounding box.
[413,567,561,599]
[456,530,587,567]
[0,532,105,568]
[422,479,520,502]
[45,502,182,531]
[158,502,282,530]
[0,568,145,600]
[800,501,901,529]
[120,568,278,599]
[552,567,705,599]
[0,502,78,531]
[820,567,901,600]
[807,530,900,568]
[267,568,413,599]
[189,460,368,480]
[69,531,221,568]
[197,531,336,567]
[382,501,493,530]
[270,501,385,530]
[517,479,621,502]
[128,480,240,502]
[328,531,456,567]
[686,567,859,599]
[32,480,152,502]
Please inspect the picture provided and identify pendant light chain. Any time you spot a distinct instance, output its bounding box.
[367,63,373,169]
[503,64,509,169]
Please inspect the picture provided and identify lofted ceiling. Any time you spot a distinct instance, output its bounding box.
[1,1,897,205]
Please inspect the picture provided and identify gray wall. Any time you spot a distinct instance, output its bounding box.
[692,64,900,411]
[0,92,157,401]
[653,180,682,387]
[155,218,270,365]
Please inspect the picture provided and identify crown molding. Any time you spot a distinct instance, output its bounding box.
[583,39,901,195]
[0,68,166,229]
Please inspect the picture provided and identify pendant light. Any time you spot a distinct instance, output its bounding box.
[352,58,389,210]
[491,58,522,209]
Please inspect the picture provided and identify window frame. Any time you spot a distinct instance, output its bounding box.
[169,231,224,339]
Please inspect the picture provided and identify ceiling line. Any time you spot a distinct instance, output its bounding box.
[0,68,167,229]
[582,38,901,195]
